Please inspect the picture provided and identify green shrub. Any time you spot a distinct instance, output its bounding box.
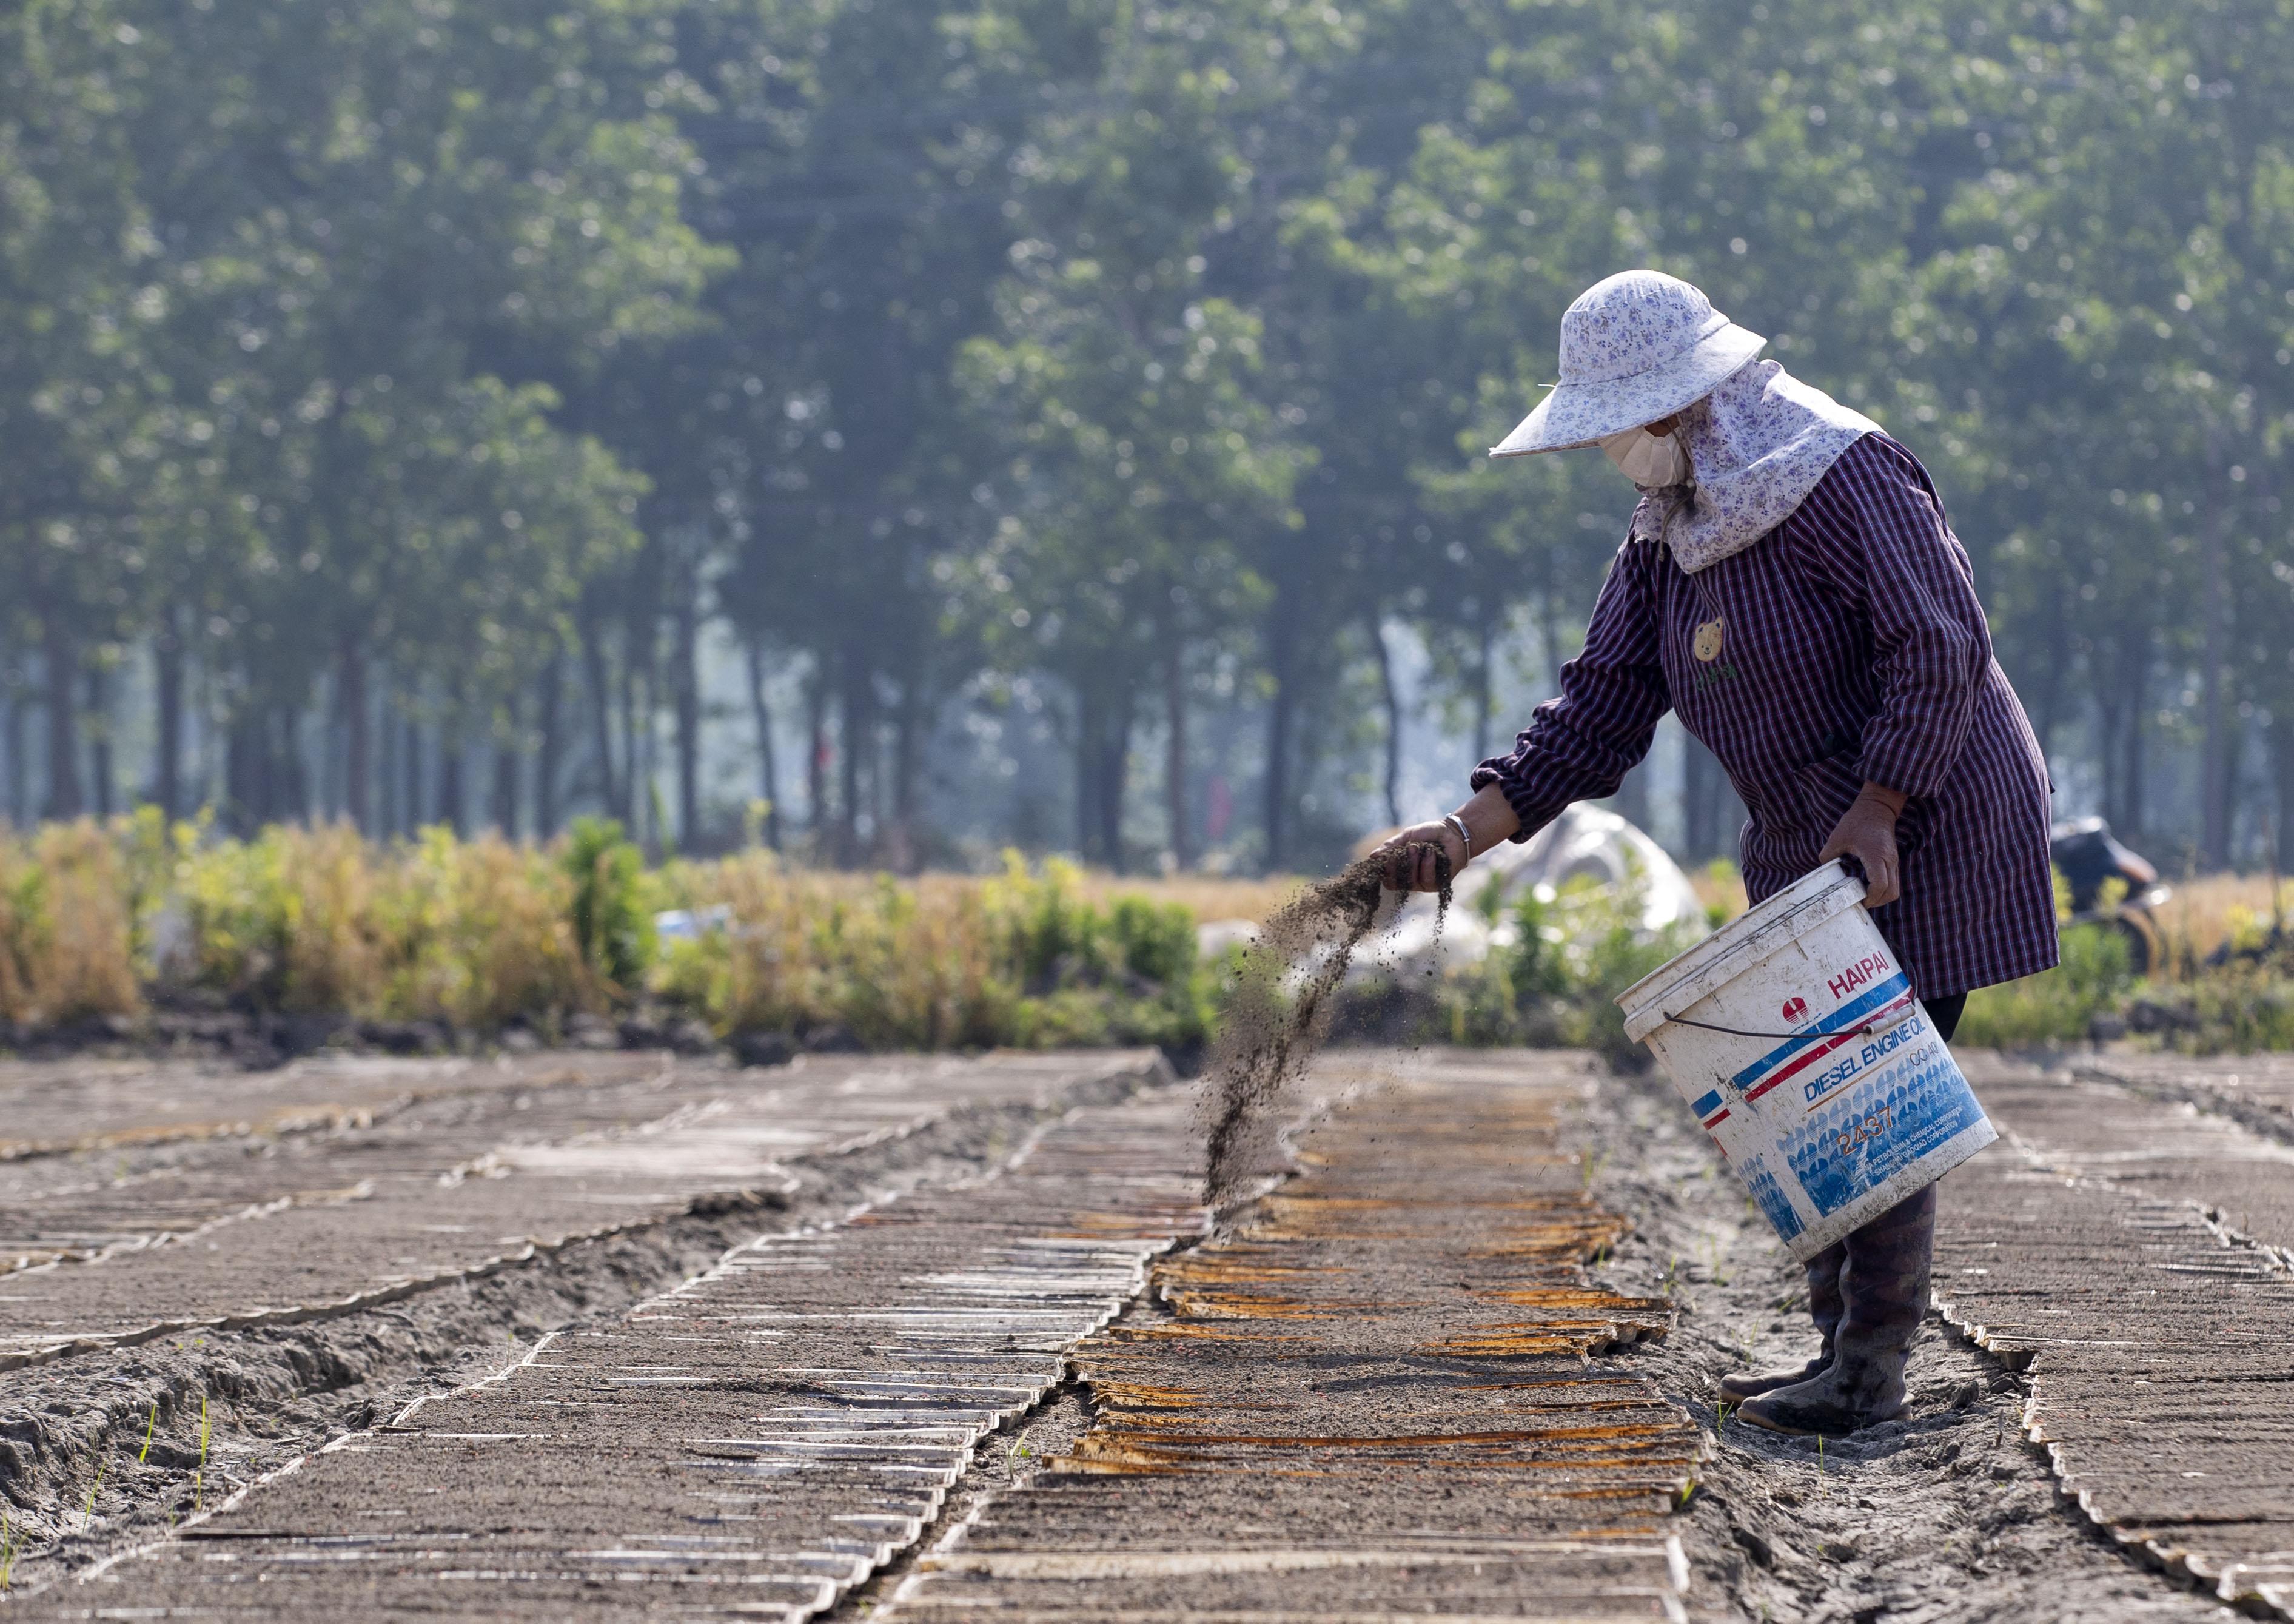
[561,817,653,992]
[1957,922,2133,1047]
[656,849,1211,1053]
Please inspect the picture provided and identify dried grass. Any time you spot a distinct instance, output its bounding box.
[2151,871,2291,962]
[1071,871,1309,926]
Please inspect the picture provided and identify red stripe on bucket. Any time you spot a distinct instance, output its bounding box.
[1740,993,1916,1105]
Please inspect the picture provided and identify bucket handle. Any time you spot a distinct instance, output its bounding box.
[1665,1013,1891,1045]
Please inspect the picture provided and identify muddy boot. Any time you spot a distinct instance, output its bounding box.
[1739,1182,1936,1437]
[1718,1240,1844,1403]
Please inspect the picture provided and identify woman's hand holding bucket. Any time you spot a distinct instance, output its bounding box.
[1816,782,1909,907]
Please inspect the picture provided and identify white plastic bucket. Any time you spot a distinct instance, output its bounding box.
[1615,861,1996,1261]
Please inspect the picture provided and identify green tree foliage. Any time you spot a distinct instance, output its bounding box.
[2,0,2291,874]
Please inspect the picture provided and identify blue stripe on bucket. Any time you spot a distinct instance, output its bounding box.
[1728,973,1913,1095]
[1690,1089,1724,1119]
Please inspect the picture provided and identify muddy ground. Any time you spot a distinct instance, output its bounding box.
[1585,1059,2244,1623]
[0,1042,2284,1619]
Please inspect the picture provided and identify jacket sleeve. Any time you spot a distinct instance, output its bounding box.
[1469,539,1671,842]
[1790,436,1990,799]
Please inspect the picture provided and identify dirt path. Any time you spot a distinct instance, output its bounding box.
[1935,1056,2294,1616]
[37,1090,1207,1618]
[880,1050,1699,1622]
[1583,1055,2242,1624]
[0,1050,1171,1594]
[5,1043,2289,1620]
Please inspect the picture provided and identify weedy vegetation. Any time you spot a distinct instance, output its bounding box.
[0,814,2279,1057]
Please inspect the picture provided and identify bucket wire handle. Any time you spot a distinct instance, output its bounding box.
[1664,1014,1891,1045]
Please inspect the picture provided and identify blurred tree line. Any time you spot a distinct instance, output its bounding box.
[2,0,2290,873]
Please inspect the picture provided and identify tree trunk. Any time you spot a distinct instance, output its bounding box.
[88,665,115,817]
[839,646,867,864]
[805,669,828,839]
[225,713,257,833]
[0,684,15,825]
[1263,622,1295,873]
[1538,551,1566,694]
[620,634,644,833]
[491,736,519,837]
[579,614,620,822]
[1165,650,1192,867]
[438,714,465,836]
[279,705,310,822]
[2,686,24,825]
[247,711,274,825]
[40,613,82,819]
[2273,711,2294,899]
[672,584,701,850]
[536,652,564,838]
[1612,757,1649,832]
[1472,612,1496,763]
[2199,431,2235,868]
[1367,617,1401,828]
[1684,736,1720,861]
[745,640,782,849]
[1074,688,1099,859]
[1099,703,1129,873]
[378,682,400,836]
[338,635,369,833]
[401,711,422,829]
[890,681,920,872]
[2095,686,2124,835]
[2126,702,2147,850]
[155,606,185,819]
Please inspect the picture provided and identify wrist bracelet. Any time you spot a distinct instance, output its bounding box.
[1442,813,1474,862]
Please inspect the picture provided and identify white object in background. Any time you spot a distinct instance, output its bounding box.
[1191,805,1709,979]
[1615,859,1996,1262]
[1463,804,1705,935]
[653,905,733,944]
[1344,805,1706,984]
[1194,918,1263,963]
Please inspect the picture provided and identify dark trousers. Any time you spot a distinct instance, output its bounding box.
[1800,992,1965,1354]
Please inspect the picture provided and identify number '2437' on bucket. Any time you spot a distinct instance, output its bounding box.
[1614,859,1996,1263]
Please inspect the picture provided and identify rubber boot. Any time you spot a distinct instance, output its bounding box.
[1717,1241,1844,1403]
[1738,1181,1936,1437]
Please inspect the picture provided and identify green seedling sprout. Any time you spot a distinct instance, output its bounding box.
[1004,1429,1035,1481]
[1816,1434,1826,1498]
[192,1394,210,1512]
[82,1452,110,1529]
[0,1511,18,1590]
[138,1402,158,1465]
[1715,1400,1734,1437]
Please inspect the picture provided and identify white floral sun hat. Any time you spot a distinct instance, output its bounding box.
[1489,270,1768,458]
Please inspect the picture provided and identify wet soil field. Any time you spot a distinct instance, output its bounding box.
[1,1041,2290,1619]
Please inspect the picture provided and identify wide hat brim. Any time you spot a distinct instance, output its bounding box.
[1488,321,1768,458]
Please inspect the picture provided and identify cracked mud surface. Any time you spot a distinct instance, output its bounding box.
[0,1049,1173,1599]
[4,1042,2289,1620]
[1586,1056,2244,1624]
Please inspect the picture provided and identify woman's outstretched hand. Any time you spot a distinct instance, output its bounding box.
[1818,781,1909,907]
[1369,785,1523,893]
[1374,821,1465,892]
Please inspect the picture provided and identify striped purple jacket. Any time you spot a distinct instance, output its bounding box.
[1472,433,2058,998]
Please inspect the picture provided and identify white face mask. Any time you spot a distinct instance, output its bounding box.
[1600,425,1689,488]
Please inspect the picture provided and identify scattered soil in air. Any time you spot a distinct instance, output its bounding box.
[1199,843,1449,1207]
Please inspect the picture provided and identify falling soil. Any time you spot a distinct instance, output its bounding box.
[1199,844,1449,1207]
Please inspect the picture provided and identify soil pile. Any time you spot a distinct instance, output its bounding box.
[1199,846,1449,1206]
